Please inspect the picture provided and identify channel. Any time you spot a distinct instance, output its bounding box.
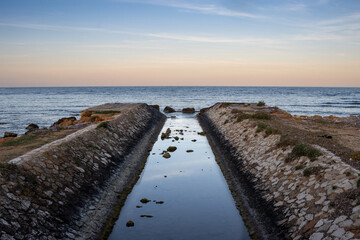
[108,113,250,240]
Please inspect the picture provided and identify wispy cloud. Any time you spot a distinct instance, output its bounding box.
[114,0,263,19]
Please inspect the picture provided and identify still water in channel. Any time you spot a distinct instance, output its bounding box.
[108,113,250,240]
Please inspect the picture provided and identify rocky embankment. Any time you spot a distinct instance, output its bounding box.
[198,103,360,240]
[0,103,165,240]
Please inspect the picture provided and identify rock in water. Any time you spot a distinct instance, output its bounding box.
[26,123,39,131]
[126,220,134,227]
[167,146,177,152]
[182,108,195,113]
[4,132,17,138]
[163,152,171,158]
[163,106,175,113]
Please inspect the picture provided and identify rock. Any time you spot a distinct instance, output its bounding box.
[0,122,7,125]
[163,152,171,158]
[51,117,76,128]
[150,105,160,111]
[80,110,91,118]
[163,106,175,113]
[309,232,323,240]
[161,128,171,140]
[182,108,195,113]
[25,123,39,131]
[126,220,134,227]
[140,198,150,204]
[197,132,205,136]
[191,139,197,142]
[167,146,177,152]
[4,132,17,138]
[140,215,153,218]
[186,150,194,153]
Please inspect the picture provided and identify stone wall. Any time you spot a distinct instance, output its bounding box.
[199,103,360,240]
[0,103,165,240]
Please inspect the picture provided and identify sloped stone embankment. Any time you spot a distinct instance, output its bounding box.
[198,103,360,240]
[0,103,165,240]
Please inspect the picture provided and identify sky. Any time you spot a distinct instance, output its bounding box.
[0,0,359,87]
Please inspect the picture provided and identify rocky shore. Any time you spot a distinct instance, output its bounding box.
[0,103,166,240]
[198,103,360,240]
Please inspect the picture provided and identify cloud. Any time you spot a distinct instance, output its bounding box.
[114,0,263,19]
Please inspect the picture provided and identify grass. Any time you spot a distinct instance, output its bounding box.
[277,134,298,148]
[220,103,230,108]
[346,152,360,161]
[96,121,109,129]
[93,110,121,115]
[257,101,265,106]
[303,166,322,177]
[1,134,40,147]
[251,111,271,120]
[295,164,304,170]
[286,143,322,162]
[256,122,267,133]
[255,122,278,137]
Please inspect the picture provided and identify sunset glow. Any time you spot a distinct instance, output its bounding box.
[0,0,359,87]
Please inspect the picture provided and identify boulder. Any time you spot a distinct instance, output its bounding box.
[163,106,175,113]
[182,108,195,113]
[81,110,92,118]
[51,117,77,128]
[150,105,160,111]
[4,132,17,138]
[26,123,39,131]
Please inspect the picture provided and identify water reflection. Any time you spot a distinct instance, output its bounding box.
[108,114,250,240]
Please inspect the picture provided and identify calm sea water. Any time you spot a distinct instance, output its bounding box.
[0,86,359,136]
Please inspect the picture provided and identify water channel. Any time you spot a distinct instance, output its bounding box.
[108,113,250,240]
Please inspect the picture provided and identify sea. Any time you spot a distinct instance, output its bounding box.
[0,86,359,136]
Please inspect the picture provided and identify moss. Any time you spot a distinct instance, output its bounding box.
[96,121,109,129]
[155,201,164,204]
[1,134,40,147]
[257,101,265,106]
[173,136,179,141]
[197,131,206,136]
[332,185,338,190]
[224,119,229,124]
[286,143,322,162]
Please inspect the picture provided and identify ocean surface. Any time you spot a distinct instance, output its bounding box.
[0,86,359,136]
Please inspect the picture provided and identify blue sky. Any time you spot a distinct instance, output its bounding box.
[0,0,359,87]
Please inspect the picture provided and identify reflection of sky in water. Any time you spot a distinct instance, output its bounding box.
[108,114,250,240]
